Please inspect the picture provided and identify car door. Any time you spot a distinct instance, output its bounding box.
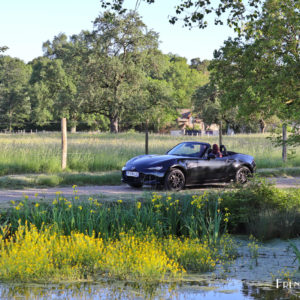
[195,156,230,182]
[185,158,203,184]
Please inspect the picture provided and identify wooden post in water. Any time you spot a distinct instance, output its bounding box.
[219,120,223,147]
[61,118,67,170]
[282,123,287,163]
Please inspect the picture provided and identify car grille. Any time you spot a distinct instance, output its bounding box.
[122,171,144,183]
[122,171,160,185]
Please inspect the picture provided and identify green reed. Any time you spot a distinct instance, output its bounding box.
[4,189,227,241]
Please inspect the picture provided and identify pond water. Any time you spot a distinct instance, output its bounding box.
[0,278,299,300]
[2,236,300,299]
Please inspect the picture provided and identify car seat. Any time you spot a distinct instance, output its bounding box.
[220,145,227,156]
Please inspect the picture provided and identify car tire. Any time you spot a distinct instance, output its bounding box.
[128,183,143,188]
[164,169,185,191]
[235,166,251,184]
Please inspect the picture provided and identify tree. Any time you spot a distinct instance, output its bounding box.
[0,46,8,53]
[100,0,263,31]
[42,32,90,132]
[209,0,299,125]
[30,57,76,126]
[83,11,162,133]
[164,55,209,109]
[0,56,31,131]
[208,0,299,160]
[193,83,222,126]
[190,58,210,75]
[127,77,175,131]
[193,82,271,133]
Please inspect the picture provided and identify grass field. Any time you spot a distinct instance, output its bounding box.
[0,132,299,176]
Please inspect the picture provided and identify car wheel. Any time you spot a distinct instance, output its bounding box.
[164,169,185,191]
[128,183,143,188]
[235,166,251,184]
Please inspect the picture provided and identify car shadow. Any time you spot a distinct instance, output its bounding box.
[141,182,232,192]
[186,183,229,190]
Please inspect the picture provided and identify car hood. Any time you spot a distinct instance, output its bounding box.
[124,154,177,170]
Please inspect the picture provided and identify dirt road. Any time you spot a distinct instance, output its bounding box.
[0,177,299,205]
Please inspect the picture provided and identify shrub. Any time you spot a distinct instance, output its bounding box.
[221,177,300,239]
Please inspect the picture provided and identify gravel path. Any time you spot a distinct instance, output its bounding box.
[0,177,299,204]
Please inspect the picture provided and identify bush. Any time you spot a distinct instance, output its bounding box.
[221,177,300,239]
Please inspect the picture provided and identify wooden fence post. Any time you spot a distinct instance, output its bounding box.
[145,120,149,155]
[219,120,223,146]
[61,118,67,170]
[282,123,287,163]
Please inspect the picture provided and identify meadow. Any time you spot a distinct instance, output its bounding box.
[0,132,299,177]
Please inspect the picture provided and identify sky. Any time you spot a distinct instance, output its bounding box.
[0,0,236,63]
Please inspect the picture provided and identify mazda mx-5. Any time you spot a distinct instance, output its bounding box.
[121,141,256,191]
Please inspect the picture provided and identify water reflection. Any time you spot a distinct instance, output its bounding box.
[0,281,170,300]
[0,279,299,299]
[241,281,300,300]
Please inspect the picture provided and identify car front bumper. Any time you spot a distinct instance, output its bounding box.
[121,169,165,186]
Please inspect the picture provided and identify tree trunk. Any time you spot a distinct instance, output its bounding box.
[71,125,76,133]
[219,120,223,146]
[110,117,119,133]
[259,119,266,133]
[282,123,287,163]
[61,118,67,170]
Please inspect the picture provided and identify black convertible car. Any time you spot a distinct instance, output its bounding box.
[122,141,256,191]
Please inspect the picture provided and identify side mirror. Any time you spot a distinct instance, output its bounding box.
[208,153,216,159]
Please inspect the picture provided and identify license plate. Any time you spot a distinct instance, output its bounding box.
[126,171,139,177]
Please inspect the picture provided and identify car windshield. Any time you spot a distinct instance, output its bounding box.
[167,142,208,157]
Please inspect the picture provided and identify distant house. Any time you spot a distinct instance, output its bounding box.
[177,109,219,135]
[177,109,203,130]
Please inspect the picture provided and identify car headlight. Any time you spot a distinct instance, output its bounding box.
[122,166,126,171]
[147,166,163,171]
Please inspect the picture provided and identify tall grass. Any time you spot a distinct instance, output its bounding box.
[5,191,229,241]
[0,132,299,175]
[5,179,299,241]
